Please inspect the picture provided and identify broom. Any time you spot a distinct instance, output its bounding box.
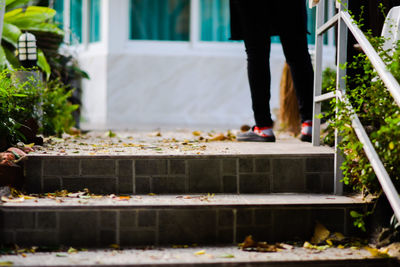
[279,62,301,136]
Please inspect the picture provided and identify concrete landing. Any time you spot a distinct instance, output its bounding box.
[0,246,394,267]
[31,130,333,156]
[1,194,366,208]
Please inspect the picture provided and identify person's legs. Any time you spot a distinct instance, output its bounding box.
[243,37,273,128]
[279,33,314,123]
[238,37,275,142]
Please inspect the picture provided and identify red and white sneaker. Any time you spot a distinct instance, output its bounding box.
[237,126,276,142]
[300,120,312,142]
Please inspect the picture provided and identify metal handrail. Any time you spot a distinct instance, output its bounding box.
[312,0,400,222]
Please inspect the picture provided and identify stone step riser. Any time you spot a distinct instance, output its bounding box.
[1,204,365,248]
[24,155,334,195]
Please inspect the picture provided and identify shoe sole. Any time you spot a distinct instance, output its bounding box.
[237,135,276,142]
[300,134,312,143]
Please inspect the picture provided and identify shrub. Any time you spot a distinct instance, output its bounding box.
[327,34,400,196]
[0,69,78,148]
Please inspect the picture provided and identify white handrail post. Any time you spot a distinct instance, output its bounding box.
[334,0,348,195]
[312,0,325,146]
[0,0,5,42]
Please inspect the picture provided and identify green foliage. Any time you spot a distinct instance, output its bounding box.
[322,67,337,94]
[320,67,336,146]
[321,6,400,231]
[41,79,79,136]
[1,1,63,78]
[0,69,78,146]
[330,36,400,195]
[0,69,42,144]
[350,210,371,232]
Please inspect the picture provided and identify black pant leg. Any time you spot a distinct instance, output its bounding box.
[243,38,273,127]
[279,32,314,122]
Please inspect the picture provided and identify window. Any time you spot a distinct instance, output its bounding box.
[129,0,190,41]
[200,0,230,42]
[52,0,101,44]
[89,0,101,43]
[198,0,325,45]
[70,0,82,44]
[54,0,64,29]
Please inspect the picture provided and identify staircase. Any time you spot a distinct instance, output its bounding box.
[0,139,397,266]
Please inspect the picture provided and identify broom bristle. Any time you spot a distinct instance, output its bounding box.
[279,62,301,135]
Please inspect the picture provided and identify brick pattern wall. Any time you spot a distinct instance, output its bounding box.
[24,155,334,194]
[1,204,365,247]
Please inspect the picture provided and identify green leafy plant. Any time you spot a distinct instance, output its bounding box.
[0,68,42,146]
[322,29,400,232]
[0,0,64,78]
[41,79,79,136]
[319,2,400,231]
[0,68,79,149]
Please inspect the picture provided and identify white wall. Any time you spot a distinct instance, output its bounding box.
[78,0,336,130]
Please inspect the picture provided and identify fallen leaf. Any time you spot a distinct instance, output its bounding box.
[1,196,24,203]
[192,131,202,136]
[110,244,120,249]
[303,241,329,251]
[116,196,130,201]
[330,232,345,242]
[239,236,284,252]
[365,246,390,258]
[194,250,206,255]
[68,247,78,254]
[0,261,13,266]
[21,195,36,200]
[280,243,294,250]
[107,130,116,138]
[311,222,330,244]
[56,254,68,257]
[210,134,226,141]
[24,143,35,148]
[239,235,257,249]
[148,193,157,196]
[241,125,251,132]
[218,254,235,258]
[383,242,400,257]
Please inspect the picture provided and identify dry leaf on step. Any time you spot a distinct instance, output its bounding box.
[311,222,330,244]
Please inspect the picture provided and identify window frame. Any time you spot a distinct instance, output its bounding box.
[62,0,101,48]
[62,0,335,58]
[125,0,336,53]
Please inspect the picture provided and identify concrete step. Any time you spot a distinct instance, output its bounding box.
[24,152,334,195]
[1,194,367,248]
[0,246,397,267]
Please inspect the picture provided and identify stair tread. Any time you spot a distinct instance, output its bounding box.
[30,131,333,157]
[0,245,388,266]
[1,194,366,208]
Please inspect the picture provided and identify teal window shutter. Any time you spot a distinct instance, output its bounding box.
[129,0,190,41]
[90,0,101,43]
[199,1,323,45]
[200,0,230,42]
[71,0,82,44]
[54,0,64,30]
